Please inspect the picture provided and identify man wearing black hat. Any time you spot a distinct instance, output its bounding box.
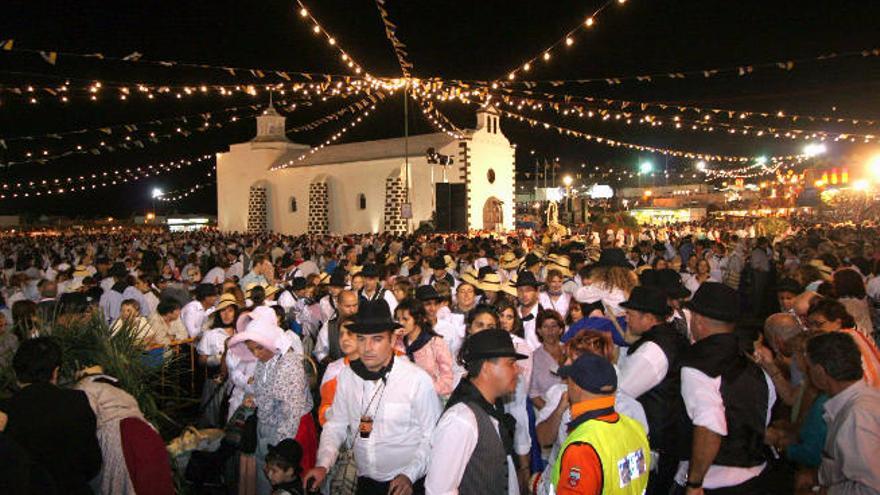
[314,290,359,364]
[619,286,689,494]
[416,285,465,361]
[358,263,398,315]
[654,268,693,339]
[550,353,651,494]
[515,271,545,350]
[674,282,776,494]
[304,301,441,495]
[425,329,526,494]
[427,256,456,289]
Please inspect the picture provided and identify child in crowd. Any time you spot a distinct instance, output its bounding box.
[263,439,305,495]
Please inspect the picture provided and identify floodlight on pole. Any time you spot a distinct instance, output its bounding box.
[151,188,163,199]
[696,160,707,172]
[562,175,573,187]
[639,161,653,175]
[755,156,768,166]
[803,143,827,158]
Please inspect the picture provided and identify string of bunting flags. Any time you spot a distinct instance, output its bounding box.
[0,38,365,81]
[472,90,879,143]
[412,93,464,139]
[286,92,386,133]
[0,154,214,198]
[374,0,413,78]
[477,84,880,127]
[504,46,880,86]
[0,100,300,167]
[490,102,807,164]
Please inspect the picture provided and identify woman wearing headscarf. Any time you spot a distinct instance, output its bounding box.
[75,369,174,495]
[228,309,316,495]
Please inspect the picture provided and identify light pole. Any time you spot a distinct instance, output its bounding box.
[562,175,573,224]
[151,187,163,217]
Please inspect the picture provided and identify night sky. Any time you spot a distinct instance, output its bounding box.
[1,0,879,217]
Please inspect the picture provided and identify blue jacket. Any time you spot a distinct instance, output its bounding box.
[786,393,828,468]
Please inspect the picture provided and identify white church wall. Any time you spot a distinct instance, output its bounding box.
[216,144,283,232]
[466,117,516,231]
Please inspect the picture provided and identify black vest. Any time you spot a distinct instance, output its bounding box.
[626,322,689,452]
[678,333,769,467]
[458,402,509,495]
[326,317,343,362]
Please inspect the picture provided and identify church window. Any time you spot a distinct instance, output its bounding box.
[358,193,367,210]
[289,196,297,212]
[487,168,496,184]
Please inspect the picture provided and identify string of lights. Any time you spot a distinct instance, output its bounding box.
[492,103,806,163]
[271,102,380,171]
[286,92,386,133]
[293,0,371,79]
[411,94,464,139]
[478,84,880,127]
[0,101,301,167]
[506,46,880,85]
[0,154,214,198]
[500,0,625,82]
[0,72,377,106]
[156,179,215,202]
[475,90,879,144]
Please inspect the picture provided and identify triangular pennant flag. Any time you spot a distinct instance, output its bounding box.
[276,71,291,81]
[122,52,143,61]
[39,51,58,64]
[1,39,13,50]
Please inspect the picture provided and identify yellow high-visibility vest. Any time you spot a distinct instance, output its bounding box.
[551,414,651,494]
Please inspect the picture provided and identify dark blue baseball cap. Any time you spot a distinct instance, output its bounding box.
[555,352,617,394]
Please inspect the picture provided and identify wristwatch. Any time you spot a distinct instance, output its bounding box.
[685,479,703,489]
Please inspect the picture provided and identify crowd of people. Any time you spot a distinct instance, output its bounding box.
[0,220,879,494]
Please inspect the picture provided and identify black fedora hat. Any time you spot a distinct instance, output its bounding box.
[428,256,447,270]
[328,270,348,287]
[513,270,543,288]
[415,285,444,301]
[348,300,402,334]
[685,282,740,322]
[620,286,671,317]
[522,253,543,268]
[289,277,308,291]
[596,248,631,268]
[360,263,380,278]
[460,328,528,363]
[656,268,690,299]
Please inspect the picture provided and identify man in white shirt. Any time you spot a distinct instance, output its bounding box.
[619,286,690,494]
[180,284,218,339]
[426,328,527,494]
[515,271,544,350]
[805,332,880,495]
[674,283,776,494]
[304,301,441,494]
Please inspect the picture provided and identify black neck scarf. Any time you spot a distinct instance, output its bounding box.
[446,378,517,460]
[350,355,395,382]
[404,328,433,361]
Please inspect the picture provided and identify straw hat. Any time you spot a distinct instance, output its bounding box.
[215,293,239,312]
[460,267,480,286]
[479,272,502,292]
[499,252,522,270]
[545,254,573,277]
[501,273,519,297]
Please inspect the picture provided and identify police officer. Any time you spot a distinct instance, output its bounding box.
[552,353,651,495]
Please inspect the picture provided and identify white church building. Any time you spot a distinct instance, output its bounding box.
[216,104,515,234]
